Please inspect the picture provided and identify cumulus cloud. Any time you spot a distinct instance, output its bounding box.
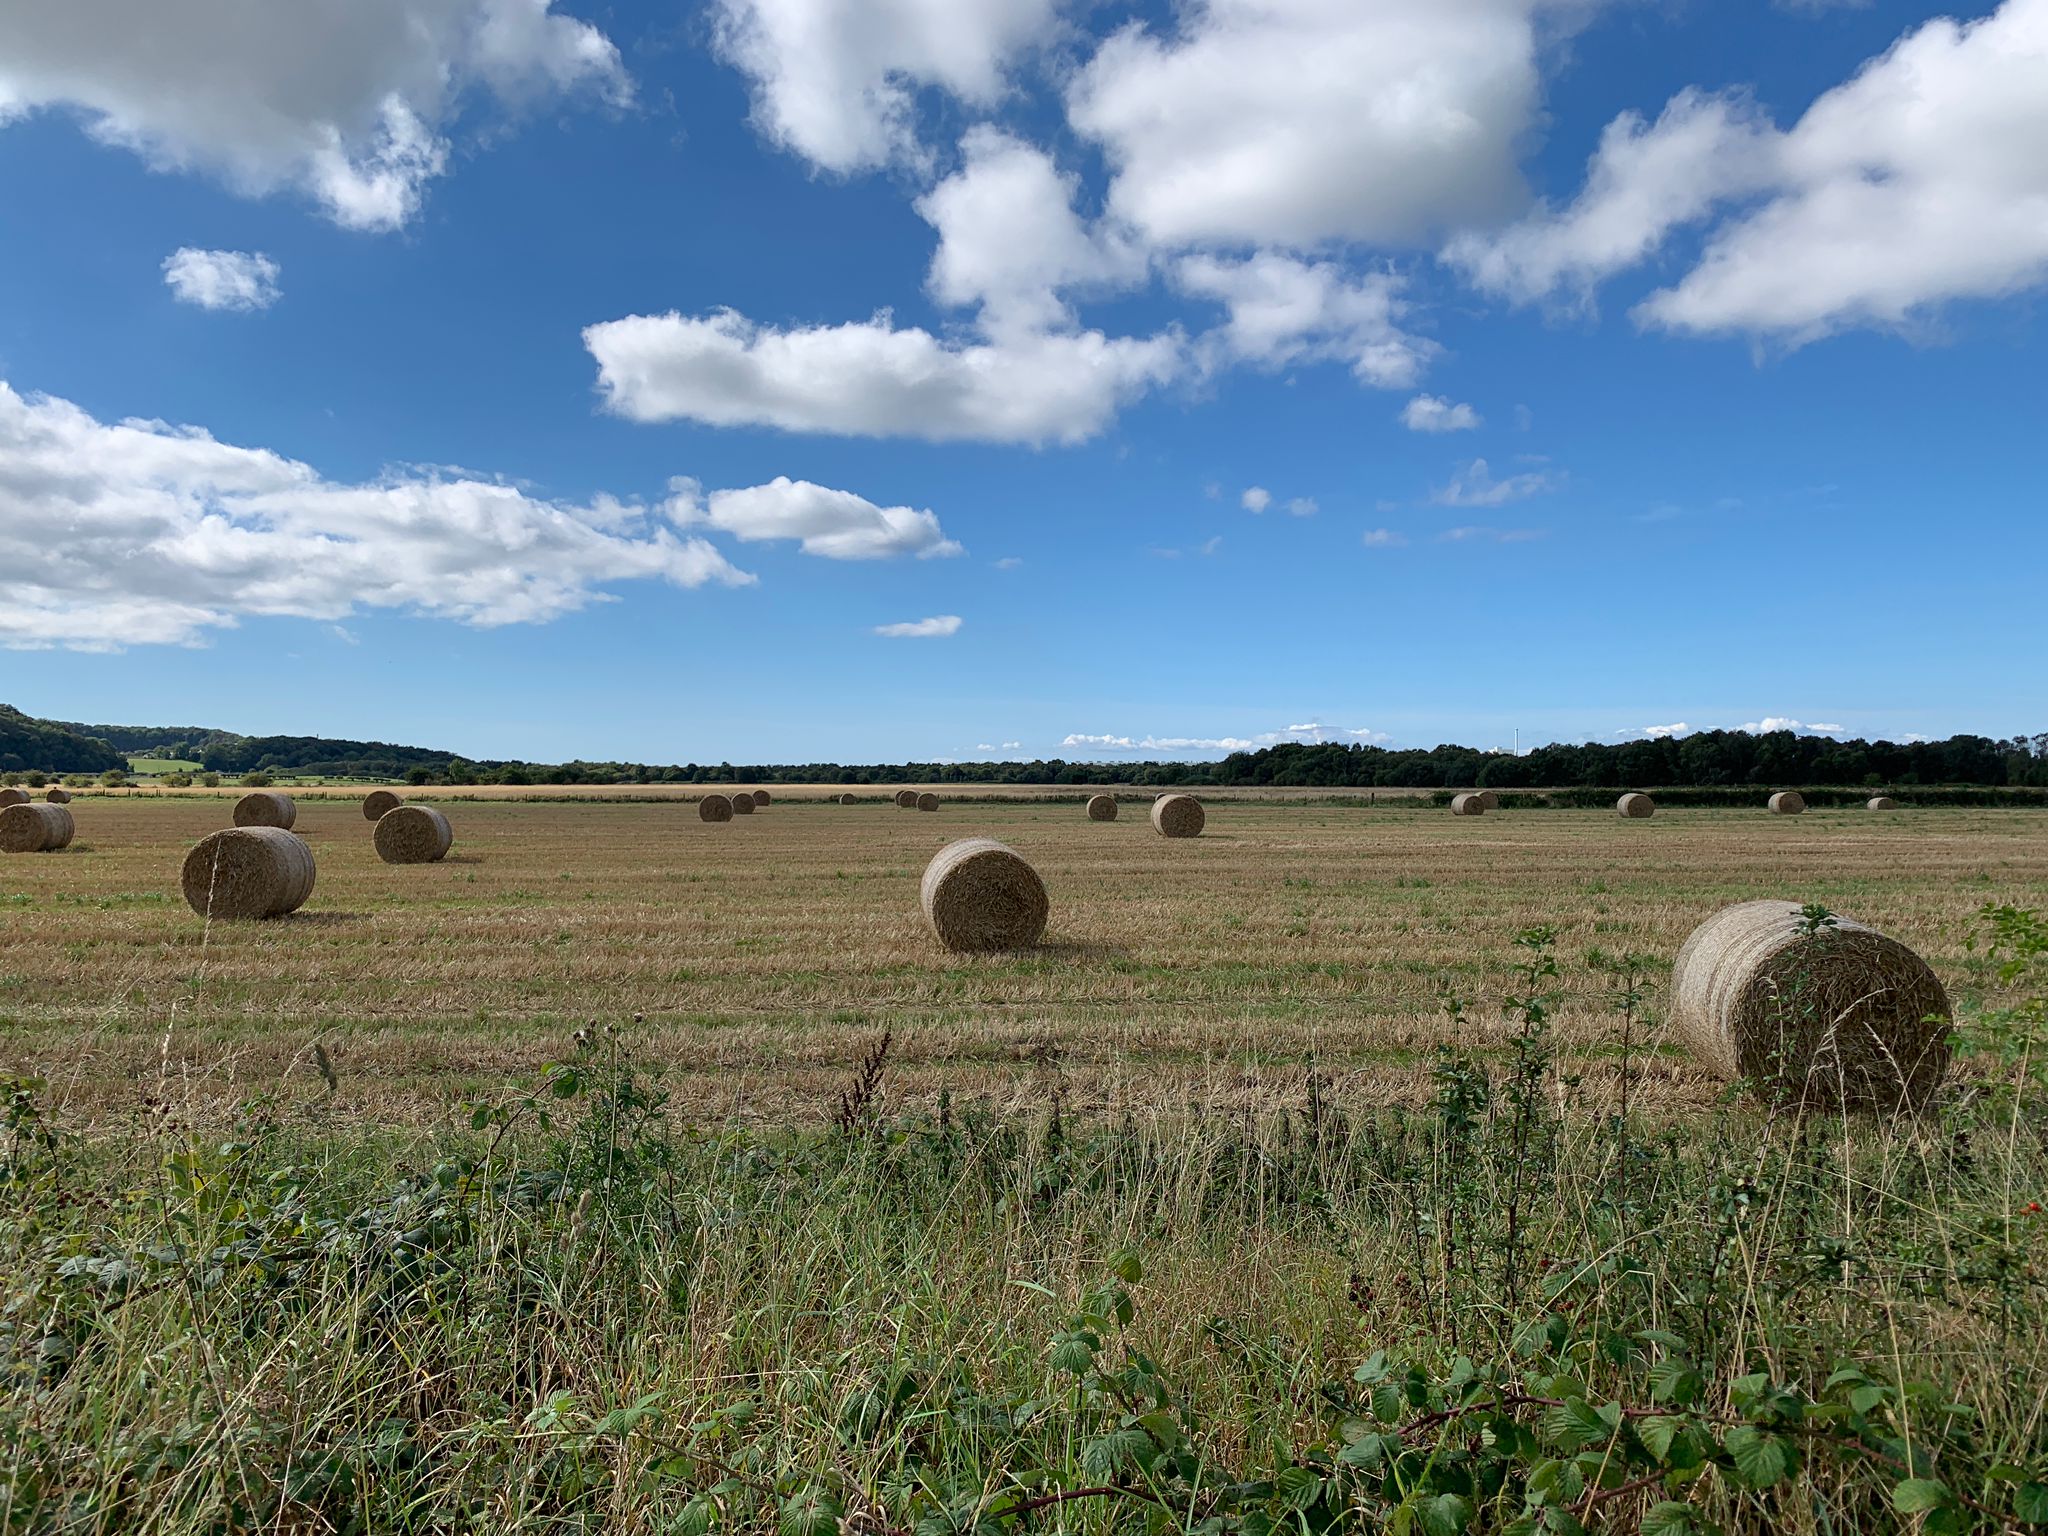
[0,379,751,652]
[1432,459,1559,507]
[1061,723,1387,755]
[1400,395,1482,433]
[1361,528,1409,548]
[0,0,628,230]
[1619,722,1693,739]
[712,0,1062,173]
[874,614,963,638]
[664,475,961,560]
[1457,0,2048,340]
[161,248,282,312]
[1176,253,1433,388]
[1738,717,1845,735]
[1066,0,1549,249]
[582,308,1179,446]
[1241,486,1272,514]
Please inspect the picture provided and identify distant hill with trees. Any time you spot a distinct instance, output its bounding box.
[4,703,2044,789]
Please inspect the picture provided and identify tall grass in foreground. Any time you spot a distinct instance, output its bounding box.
[3,911,2045,1535]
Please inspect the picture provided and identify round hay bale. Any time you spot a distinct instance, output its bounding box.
[1450,793,1485,817]
[916,792,940,812]
[1867,796,1899,811]
[0,803,74,853]
[0,787,27,809]
[838,793,858,805]
[1768,791,1806,816]
[920,838,1049,952]
[753,789,772,806]
[362,790,402,821]
[1617,792,1655,819]
[1151,793,1205,838]
[181,828,315,920]
[233,790,297,830]
[1474,790,1501,811]
[730,792,755,815]
[44,786,72,805]
[1671,900,1950,1109]
[1086,793,1119,822]
[894,789,918,809]
[699,794,734,823]
[374,805,453,864]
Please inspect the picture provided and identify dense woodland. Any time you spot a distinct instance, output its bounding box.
[5,703,2045,788]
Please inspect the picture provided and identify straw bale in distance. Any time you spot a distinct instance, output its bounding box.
[1616,792,1655,819]
[699,794,734,823]
[181,827,315,920]
[45,787,72,804]
[1151,793,1205,838]
[894,790,918,809]
[1768,791,1805,815]
[916,792,939,812]
[0,804,74,853]
[1867,796,1899,811]
[730,792,755,815]
[1086,793,1118,822]
[839,793,858,805]
[754,790,772,805]
[1671,900,1950,1109]
[1475,790,1501,811]
[921,838,1048,952]
[233,790,297,830]
[0,788,26,809]
[362,790,402,821]
[374,805,454,864]
[1449,793,1484,817]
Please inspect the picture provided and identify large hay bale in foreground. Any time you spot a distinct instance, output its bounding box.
[1617,792,1655,819]
[916,792,940,812]
[1671,900,1950,1108]
[362,790,402,821]
[234,791,297,830]
[1768,791,1806,816]
[1087,794,1118,822]
[921,838,1049,952]
[730,792,755,815]
[1449,793,1485,817]
[699,794,734,823]
[894,790,918,810]
[0,803,74,853]
[0,788,27,809]
[1867,796,1899,811]
[1151,793,1205,838]
[181,828,315,920]
[1474,790,1501,811]
[374,805,453,864]
[45,787,72,805]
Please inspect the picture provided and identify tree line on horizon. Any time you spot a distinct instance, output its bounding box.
[5,704,2045,790]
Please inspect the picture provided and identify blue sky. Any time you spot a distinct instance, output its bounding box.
[1,0,2042,763]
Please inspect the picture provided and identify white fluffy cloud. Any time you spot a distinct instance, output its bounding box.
[1457,0,2048,340]
[0,0,627,230]
[1401,395,1482,433]
[583,308,1179,446]
[1176,254,1433,388]
[712,0,1062,173]
[1066,0,1550,249]
[874,614,962,638]
[161,248,282,312]
[1241,486,1272,514]
[1432,459,1558,507]
[1739,717,1844,735]
[0,379,767,651]
[1061,723,1386,755]
[666,475,962,560]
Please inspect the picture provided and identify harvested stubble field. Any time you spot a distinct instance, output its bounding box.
[3,795,2042,1127]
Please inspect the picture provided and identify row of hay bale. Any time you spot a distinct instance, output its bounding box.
[699,789,771,822]
[0,785,72,807]
[1452,789,1904,817]
[919,834,1951,1110]
[182,791,455,920]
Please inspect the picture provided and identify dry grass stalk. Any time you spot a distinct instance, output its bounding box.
[0,803,74,853]
[1151,794,1205,838]
[374,806,454,864]
[362,790,402,822]
[233,791,298,830]
[180,827,315,920]
[1670,899,1950,1108]
[1086,794,1118,822]
[1768,791,1806,816]
[1617,792,1655,819]
[920,838,1049,952]
[699,794,734,823]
